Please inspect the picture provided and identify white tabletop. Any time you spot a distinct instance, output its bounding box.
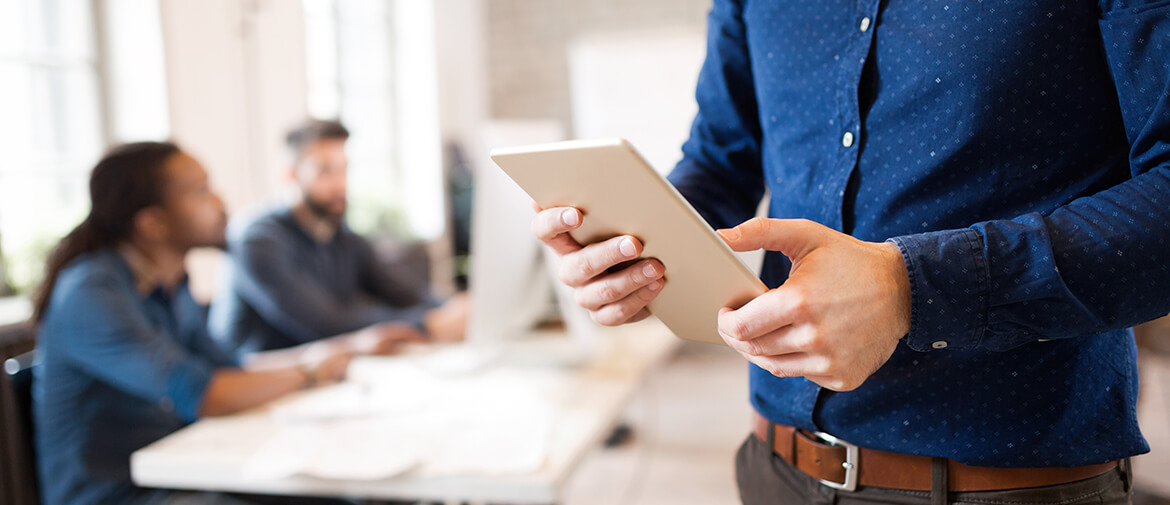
[131,320,680,504]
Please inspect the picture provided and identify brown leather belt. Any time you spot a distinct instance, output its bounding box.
[752,411,1117,492]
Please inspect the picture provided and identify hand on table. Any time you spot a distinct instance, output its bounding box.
[531,204,665,326]
[423,293,470,343]
[300,349,353,385]
[716,217,911,392]
[350,322,428,355]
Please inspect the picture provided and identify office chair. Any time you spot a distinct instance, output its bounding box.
[2,350,40,505]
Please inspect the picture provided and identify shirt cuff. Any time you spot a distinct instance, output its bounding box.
[165,357,216,422]
[889,228,991,352]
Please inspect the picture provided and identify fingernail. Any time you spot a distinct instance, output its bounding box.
[648,280,663,291]
[717,228,740,242]
[619,237,637,258]
[642,262,657,278]
[561,209,579,227]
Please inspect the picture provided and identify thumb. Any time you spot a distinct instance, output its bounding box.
[716,218,824,258]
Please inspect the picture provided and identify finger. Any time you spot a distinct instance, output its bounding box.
[322,355,352,380]
[737,351,834,380]
[591,278,663,326]
[372,339,404,355]
[716,217,823,258]
[624,308,652,324]
[808,376,864,392]
[337,354,354,375]
[717,287,807,342]
[532,207,584,255]
[390,326,427,342]
[574,259,664,310]
[326,365,348,382]
[719,320,817,358]
[558,235,643,287]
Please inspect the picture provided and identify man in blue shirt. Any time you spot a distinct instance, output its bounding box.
[532,1,1169,503]
[34,143,351,505]
[211,119,467,359]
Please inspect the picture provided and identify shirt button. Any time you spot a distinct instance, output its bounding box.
[860,17,871,32]
[842,131,855,147]
[931,341,948,349]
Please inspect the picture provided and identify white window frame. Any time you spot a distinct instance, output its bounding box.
[0,0,169,320]
[301,0,445,241]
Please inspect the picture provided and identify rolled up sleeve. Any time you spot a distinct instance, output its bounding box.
[49,272,217,422]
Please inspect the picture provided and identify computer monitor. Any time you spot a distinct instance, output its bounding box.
[464,120,599,366]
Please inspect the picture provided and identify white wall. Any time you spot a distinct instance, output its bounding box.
[159,0,476,300]
[434,0,490,159]
[159,0,309,301]
[567,28,705,173]
[101,0,171,143]
[485,0,709,128]
[427,0,491,295]
[160,0,307,213]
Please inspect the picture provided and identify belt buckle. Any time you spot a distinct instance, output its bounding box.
[811,431,859,492]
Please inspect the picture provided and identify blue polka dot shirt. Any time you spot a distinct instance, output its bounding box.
[668,0,1169,467]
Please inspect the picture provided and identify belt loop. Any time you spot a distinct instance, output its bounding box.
[1120,457,1133,493]
[931,457,949,505]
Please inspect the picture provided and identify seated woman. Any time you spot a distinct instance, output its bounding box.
[31,142,368,505]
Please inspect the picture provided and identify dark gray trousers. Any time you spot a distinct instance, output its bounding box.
[735,435,1133,505]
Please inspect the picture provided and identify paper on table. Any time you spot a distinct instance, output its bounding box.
[269,382,430,423]
[270,361,440,423]
[419,399,553,476]
[408,345,501,376]
[251,360,561,480]
[305,417,425,480]
[241,418,424,481]
[240,424,318,481]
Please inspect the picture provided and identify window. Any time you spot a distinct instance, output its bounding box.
[0,0,104,297]
[0,0,168,304]
[302,0,444,241]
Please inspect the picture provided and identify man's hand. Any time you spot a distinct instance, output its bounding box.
[424,293,470,343]
[716,218,911,392]
[350,322,428,355]
[304,351,353,385]
[531,204,665,326]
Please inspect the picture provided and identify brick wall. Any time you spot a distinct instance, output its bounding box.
[486,0,710,128]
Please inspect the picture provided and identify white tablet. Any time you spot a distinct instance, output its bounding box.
[490,138,768,345]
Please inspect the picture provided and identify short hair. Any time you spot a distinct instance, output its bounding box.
[285,118,350,159]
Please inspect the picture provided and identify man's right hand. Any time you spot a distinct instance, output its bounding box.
[304,351,352,385]
[532,204,665,326]
[423,293,469,343]
[350,322,428,355]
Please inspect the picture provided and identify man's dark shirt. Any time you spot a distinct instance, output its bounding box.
[210,206,435,357]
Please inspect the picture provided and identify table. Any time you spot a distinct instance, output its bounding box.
[131,320,680,504]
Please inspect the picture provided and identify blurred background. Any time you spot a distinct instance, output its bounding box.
[0,1,1168,504]
[0,1,748,503]
[0,0,715,307]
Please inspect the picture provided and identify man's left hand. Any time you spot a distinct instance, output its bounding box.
[716,218,912,391]
[351,322,428,355]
